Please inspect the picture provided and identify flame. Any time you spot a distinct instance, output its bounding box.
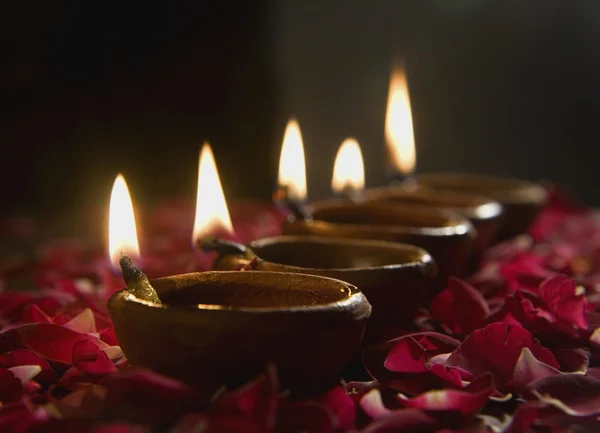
[108,174,140,270]
[192,143,234,244]
[331,138,365,194]
[384,64,416,175]
[277,119,307,201]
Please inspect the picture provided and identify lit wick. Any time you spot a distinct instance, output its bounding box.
[191,142,236,248]
[384,62,416,184]
[331,138,365,204]
[272,185,313,221]
[275,118,312,222]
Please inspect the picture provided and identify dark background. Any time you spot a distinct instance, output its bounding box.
[3,1,600,222]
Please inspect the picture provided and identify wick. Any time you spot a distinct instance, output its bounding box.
[119,253,161,304]
[341,184,365,204]
[197,235,251,257]
[272,185,313,221]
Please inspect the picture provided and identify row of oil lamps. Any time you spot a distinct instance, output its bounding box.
[106,66,548,401]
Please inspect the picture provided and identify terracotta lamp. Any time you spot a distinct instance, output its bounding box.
[201,235,437,328]
[108,256,371,400]
[413,172,547,240]
[360,184,504,253]
[280,200,475,278]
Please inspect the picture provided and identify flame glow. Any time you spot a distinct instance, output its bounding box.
[108,174,140,270]
[277,119,307,201]
[331,138,365,194]
[192,143,234,244]
[384,64,416,175]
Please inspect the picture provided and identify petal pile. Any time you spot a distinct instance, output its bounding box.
[3,192,600,431]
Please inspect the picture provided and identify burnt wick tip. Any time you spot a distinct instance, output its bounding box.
[119,254,161,304]
[197,236,250,257]
[273,187,313,222]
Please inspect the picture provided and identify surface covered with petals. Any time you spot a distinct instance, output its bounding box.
[3,192,600,432]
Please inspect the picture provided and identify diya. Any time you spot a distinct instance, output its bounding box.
[360,184,504,253]
[280,200,475,278]
[108,255,371,399]
[413,172,547,239]
[201,235,437,328]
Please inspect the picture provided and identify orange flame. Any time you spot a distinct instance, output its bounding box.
[277,119,307,201]
[192,143,234,244]
[331,138,365,193]
[384,64,416,175]
[108,174,140,271]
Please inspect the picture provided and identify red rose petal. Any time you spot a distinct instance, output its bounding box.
[99,326,119,346]
[397,373,494,416]
[360,389,392,419]
[71,340,116,375]
[103,369,203,424]
[527,374,600,416]
[51,383,108,419]
[312,386,356,430]
[446,323,559,389]
[277,401,337,433]
[538,275,588,330]
[0,323,106,366]
[0,349,55,383]
[365,333,462,394]
[360,408,438,433]
[553,347,590,373]
[90,423,151,433]
[384,337,429,373]
[512,347,560,391]
[20,304,53,324]
[429,278,490,335]
[383,333,461,374]
[0,368,23,402]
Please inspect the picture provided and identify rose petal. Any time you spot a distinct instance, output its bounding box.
[360,389,392,419]
[365,333,462,394]
[20,304,53,324]
[537,275,588,330]
[103,369,203,423]
[553,347,589,373]
[528,374,600,416]
[277,401,337,433]
[446,323,559,389]
[0,349,55,383]
[90,423,151,433]
[512,347,560,391]
[429,278,490,335]
[72,340,117,375]
[7,365,41,385]
[360,408,438,433]
[312,386,356,430]
[0,323,106,366]
[384,337,429,373]
[51,383,108,419]
[64,308,97,334]
[396,373,494,416]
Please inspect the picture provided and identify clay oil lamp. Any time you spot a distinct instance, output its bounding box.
[331,137,503,253]
[199,235,436,328]
[273,127,475,278]
[108,258,371,399]
[106,168,371,399]
[379,63,545,240]
[412,172,547,240]
[284,200,474,279]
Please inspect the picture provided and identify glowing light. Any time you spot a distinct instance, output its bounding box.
[277,119,307,200]
[331,138,365,194]
[108,174,140,271]
[192,143,234,244]
[384,64,416,175]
